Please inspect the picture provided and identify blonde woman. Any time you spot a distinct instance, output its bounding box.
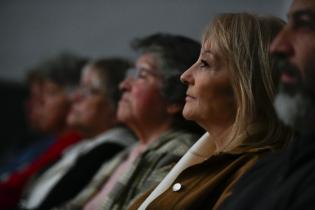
[129,13,292,210]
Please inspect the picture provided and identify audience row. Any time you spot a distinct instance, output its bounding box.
[0,0,314,209]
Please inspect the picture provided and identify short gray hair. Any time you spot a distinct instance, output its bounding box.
[131,33,201,104]
[131,33,203,134]
[87,57,132,108]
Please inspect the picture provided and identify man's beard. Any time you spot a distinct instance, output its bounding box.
[274,91,314,128]
[274,85,315,134]
[274,89,315,133]
[273,56,315,134]
[274,91,300,128]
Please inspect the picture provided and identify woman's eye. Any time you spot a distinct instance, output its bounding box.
[200,59,209,68]
[137,71,147,79]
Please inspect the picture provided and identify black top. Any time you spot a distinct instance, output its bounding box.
[31,142,124,210]
[219,131,315,210]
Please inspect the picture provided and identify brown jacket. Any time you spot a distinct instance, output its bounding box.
[129,146,275,210]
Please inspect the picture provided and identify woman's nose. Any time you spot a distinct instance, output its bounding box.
[180,66,194,85]
[70,89,83,102]
[119,77,133,92]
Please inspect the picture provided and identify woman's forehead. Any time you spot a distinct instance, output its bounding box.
[201,39,221,58]
[136,53,159,69]
[81,67,101,88]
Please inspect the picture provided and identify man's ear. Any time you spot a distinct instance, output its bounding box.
[166,104,182,115]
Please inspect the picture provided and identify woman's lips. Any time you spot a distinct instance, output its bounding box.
[119,95,130,107]
[185,95,196,101]
[120,94,129,102]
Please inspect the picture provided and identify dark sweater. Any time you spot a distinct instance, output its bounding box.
[219,132,315,210]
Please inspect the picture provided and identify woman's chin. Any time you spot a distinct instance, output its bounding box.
[183,109,195,121]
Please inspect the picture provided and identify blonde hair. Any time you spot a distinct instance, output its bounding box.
[203,13,290,151]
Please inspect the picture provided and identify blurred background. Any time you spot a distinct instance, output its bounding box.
[0,0,291,160]
[1,0,291,82]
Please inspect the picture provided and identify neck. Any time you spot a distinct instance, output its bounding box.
[82,119,117,139]
[204,123,233,153]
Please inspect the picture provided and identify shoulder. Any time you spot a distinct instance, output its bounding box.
[156,130,200,155]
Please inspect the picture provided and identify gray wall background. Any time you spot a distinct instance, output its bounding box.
[0,0,292,82]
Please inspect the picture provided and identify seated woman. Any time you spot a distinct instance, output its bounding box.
[0,53,86,210]
[58,33,204,210]
[129,13,292,210]
[19,58,136,210]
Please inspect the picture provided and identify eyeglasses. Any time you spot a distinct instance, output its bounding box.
[76,86,104,98]
[125,68,162,80]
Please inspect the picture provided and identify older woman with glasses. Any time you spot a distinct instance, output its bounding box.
[129,13,292,210]
[56,33,204,210]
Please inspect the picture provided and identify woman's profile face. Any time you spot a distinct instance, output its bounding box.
[180,39,236,131]
[117,53,169,128]
[67,67,114,137]
[39,80,70,134]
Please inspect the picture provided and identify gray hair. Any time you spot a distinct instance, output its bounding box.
[40,52,88,90]
[132,33,203,134]
[131,33,201,104]
[87,57,132,108]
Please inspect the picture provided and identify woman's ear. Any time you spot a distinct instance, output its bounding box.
[166,104,182,115]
